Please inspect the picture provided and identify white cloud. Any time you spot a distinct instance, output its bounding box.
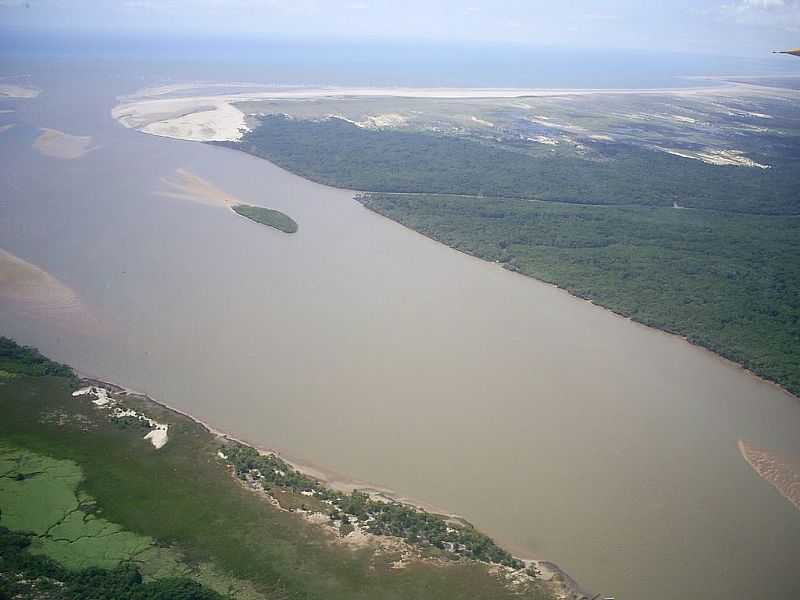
[721,0,800,30]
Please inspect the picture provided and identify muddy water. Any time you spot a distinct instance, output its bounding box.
[1,65,799,600]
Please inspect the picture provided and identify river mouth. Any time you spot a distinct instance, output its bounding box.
[2,61,800,600]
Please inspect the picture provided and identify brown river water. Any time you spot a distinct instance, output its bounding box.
[1,63,799,600]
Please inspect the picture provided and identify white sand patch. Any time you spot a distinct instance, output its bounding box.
[144,426,169,449]
[72,384,169,449]
[33,128,97,160]
[656,146,770,168]
[329,115,362,127]
[157,168,241,207]
[304,512,331,525]
[112,81,743,143]
[143,102,248,141]
[72,386,112,406]
[470,116,494,127]
[358,113,408,129]
[113,96,248,141]
[528,135,559,145]
[0,84,39,98]
[743,110,772,119]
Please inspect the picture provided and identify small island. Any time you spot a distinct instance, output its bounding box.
[232,204,298,234]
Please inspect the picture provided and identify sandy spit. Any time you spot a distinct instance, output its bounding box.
[157,167,241,207]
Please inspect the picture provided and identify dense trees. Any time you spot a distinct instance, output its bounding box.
[232,204,299,234]
[226,445,523,569]
[232,115,800,215]
[0,336,74,379]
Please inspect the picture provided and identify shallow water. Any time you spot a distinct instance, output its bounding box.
[1,62,799,600]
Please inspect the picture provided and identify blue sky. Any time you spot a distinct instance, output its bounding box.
[1,0,798,57]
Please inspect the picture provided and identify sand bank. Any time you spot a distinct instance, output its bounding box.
[33,128,97,160]
[0,248,94,329]
[738,440,800,512]
[157,167,240,207]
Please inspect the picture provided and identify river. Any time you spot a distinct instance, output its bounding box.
[1,60,799,600]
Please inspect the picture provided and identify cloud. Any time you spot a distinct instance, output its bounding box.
[721,0,800,30]
[739,0,784,7]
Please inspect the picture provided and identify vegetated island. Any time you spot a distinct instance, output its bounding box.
[232,204,298,233]
[0,336,591,600]
[224,115,800,399]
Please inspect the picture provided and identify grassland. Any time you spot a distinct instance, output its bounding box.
[233,204,298,233]
[0,338,557,600]
[359,193,800,396]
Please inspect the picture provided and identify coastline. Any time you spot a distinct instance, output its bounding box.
[78,374,594,600]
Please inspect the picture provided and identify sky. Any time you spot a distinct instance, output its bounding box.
[0,0,798,57]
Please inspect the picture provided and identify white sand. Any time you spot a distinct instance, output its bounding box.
[111,81,750,144]
[144,426,169,449]
[0,84,39,98]
[72,386,112,406]
[358,113,408,129]
[72,384,169,449]
[470,116,494,127]
[656,146,770,168]
[528,135,559,145]
[33,128,97,160]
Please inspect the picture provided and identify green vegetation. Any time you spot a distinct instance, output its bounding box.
[0,527,222,600]
[0,338,553,600]
[360,193,800,396]
[227,446,522,568]
[0,336,74,380]
[232,204,298,233]
[0,445,185,573]
[232,115,800,215]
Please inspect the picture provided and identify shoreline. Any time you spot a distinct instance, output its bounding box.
[78,374,594,600]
